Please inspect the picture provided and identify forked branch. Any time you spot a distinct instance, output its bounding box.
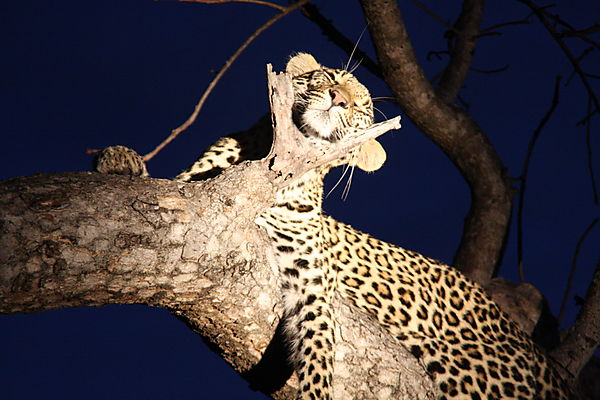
[263,64,401,189]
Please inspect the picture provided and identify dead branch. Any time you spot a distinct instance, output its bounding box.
[479,17,531,35]
[263,65,400,188]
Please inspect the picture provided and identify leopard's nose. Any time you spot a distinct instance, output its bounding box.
[330,89,349,109]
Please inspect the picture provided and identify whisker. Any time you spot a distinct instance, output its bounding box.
[348,59,363,74]
[341,150,360,200]
[372,96,396,103]
[326,162,352,198]
[345,26,368,72]
[341,163,356,201]
[373,106,388,120]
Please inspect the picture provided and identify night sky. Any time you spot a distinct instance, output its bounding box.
[2,1,599,399]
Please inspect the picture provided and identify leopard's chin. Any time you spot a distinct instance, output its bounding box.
[302,109,341,141]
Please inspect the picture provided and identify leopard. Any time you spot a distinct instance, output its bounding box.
[95,53,569,400]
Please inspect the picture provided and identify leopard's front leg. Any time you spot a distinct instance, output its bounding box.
[280,256,335,400]
[257,194,336,400]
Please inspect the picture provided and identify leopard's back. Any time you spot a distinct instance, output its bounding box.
[324,216,568,399]
[175,115,272,181]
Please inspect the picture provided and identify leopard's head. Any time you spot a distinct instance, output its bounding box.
[287,53,386,172]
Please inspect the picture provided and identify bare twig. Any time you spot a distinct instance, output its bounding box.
[556,21,600,50]
[518,0,600,209]
[558,23,600,38]
[426,50,449,62]
[143,0,309,162]
[456,94,470,110]
[585,72,600,80]
[299,3,383,79]
[470,64,509,74]
[479,17,531,35]
[178,0,286,11]
[566,47,595,85]
[517,76,561,282]
[517,0,599,125]
[558,218,599,323]
[408,0,460,35]
[585,97,599,204]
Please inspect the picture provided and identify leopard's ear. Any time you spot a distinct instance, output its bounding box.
[351,139,387,172]
[286,53,322,76]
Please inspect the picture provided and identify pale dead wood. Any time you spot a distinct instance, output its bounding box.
[264,64,400,189]
[0,65,417,400]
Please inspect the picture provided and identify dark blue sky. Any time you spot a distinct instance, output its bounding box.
[2,1,599,399]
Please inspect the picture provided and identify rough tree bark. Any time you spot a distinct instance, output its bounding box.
[360,0,512,286]
[551,259,600,393]
[0,67,425,399]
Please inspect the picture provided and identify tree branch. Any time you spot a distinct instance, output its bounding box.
[178,0,287,12]
[558,218,599,323]
[0,65,411,400]
[144,0,310,162]
[551,257,600,390]
[517,0,600,124]
[517,76,562,282]
[408,0,460,35]
[360,0,513,285]
[436,0,484,102]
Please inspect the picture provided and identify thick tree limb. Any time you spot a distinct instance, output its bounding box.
[551,258,600,392]
[360,0,513,285]
[436,0,484,102]
[0,66,419,399]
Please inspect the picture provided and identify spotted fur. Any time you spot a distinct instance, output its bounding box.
[94,145,148,177]
[175,54,569,400]
[96,53,569,400]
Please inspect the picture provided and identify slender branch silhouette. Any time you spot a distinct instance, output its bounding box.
[559,218,599,323]
[179,0,286,12]
[143,0,309,162]
[517,76,561,282]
